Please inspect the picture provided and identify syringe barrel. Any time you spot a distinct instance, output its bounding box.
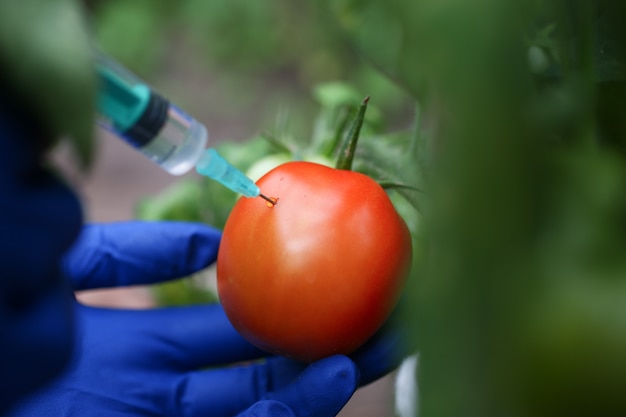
[95,53,208,175]
[120,101,208,175]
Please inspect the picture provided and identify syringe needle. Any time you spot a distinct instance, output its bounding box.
[259,193,277,206]
[195,148,279,204]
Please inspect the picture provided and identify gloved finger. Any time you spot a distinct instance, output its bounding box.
[263,355,359,417]
[172,356,305,417]
[78,303,267,370]
[350,319,406,386]
[63,221,220,290]
[174,355,358,417]
[351,300,414,385]
[235,400,297,417]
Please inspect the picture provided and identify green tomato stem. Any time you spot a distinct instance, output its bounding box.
[335,96,370,171]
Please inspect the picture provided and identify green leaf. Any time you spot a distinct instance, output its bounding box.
[378,182,421,192]
[0,0,96,167]
[260,131,296,156]
[94,0,174,75]
[588,1,626,82]
[313,82,362,109]
[353,130,422,211]
[316,105,354,158]
[310,85,385,157]
[136,180,203,222]
[152,275,218,307]
[328,0,424,97]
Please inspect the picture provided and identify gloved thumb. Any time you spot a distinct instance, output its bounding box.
[63,221,220,290]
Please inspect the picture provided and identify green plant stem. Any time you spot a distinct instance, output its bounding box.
[335,96,370,170]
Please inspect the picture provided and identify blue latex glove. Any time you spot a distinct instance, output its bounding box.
[0,95,83,415]
[7,222,403,417]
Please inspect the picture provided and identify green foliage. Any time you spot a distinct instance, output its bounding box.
[137,180,204,223]
[152,274,218,307]
[79,1,626,414]
[91,0,413,132]
[326,1,626,416]
[181,0,286,72]
[94,0,178,75]
[354,131,422,213]
[329,0,424,97]
[0,0,96,167]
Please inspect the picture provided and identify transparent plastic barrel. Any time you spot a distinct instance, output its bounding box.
[137,105,209,175]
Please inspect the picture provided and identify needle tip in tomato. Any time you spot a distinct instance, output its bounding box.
[260,193,278,207]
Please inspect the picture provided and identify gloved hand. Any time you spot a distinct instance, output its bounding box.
[7,221,403,417]
[0,96,83,416]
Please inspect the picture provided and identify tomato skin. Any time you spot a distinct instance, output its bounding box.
[217,161,412,362]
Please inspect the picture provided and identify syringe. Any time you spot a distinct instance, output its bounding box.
[195,148,276,205]
[94,53,274,203]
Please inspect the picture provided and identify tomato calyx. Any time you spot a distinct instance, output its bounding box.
[254,91,422,213]
[334,96,419,194]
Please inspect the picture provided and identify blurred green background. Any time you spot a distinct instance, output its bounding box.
[3,0,626,416]
[111,1,626,415]
[86,0,420,310]
[90,0,415,141]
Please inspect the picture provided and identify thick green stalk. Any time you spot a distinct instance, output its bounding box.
[335,96,370,171]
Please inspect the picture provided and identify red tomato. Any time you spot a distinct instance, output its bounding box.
[217,161,412,362]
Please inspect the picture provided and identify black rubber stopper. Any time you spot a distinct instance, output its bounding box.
[124,92,169,148]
